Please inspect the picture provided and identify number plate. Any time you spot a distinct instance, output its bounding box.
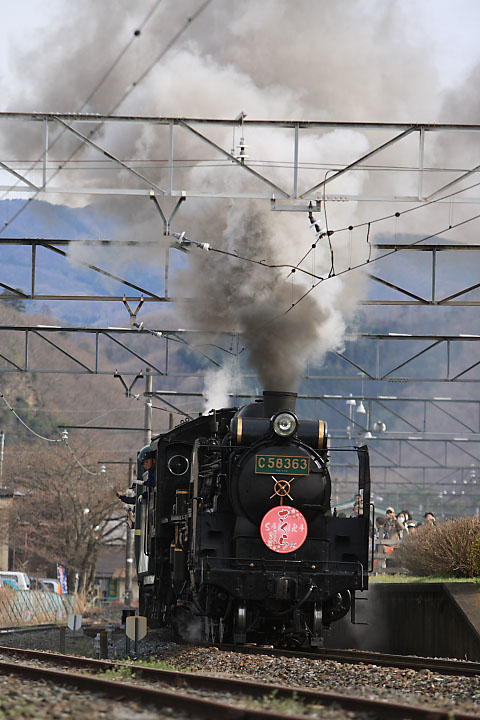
[255,455,310,475]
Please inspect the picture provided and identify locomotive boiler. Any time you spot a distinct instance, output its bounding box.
[134,390,371,648]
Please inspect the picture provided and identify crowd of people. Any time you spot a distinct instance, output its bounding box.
[376,507,437,541]
[373,507,437,571]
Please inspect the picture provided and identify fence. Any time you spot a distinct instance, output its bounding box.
[372,538,407,574]
[0,588,76,626]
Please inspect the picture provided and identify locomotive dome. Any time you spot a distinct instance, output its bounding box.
[236,399,265,418]
[236,390,298,420]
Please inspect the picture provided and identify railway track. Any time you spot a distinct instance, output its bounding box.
[0,622,110,636]
[0,645,478,720]
[215,643,480,677]
[0,623,61,635]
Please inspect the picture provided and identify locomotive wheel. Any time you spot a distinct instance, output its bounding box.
[236,603,246,633]
[313,603,323,635]
[234,602,247,644]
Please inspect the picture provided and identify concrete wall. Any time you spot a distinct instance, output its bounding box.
[328,582,480,661]
[0,496,13,571]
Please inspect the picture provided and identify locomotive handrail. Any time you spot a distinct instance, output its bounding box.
[369,502,375,573]
[142,503,149,558]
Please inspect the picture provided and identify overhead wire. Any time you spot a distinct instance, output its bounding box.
[233,203,480,356]
[0,385,102,475]
[165,172,480,359]
[0,387,62,443]
[286,173,480,283]
[0,0,164,206]
[177,172,480,303]
[62,438,100,476]
[205,181,480,289]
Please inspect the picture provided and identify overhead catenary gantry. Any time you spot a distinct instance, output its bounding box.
[1,238,480,309]
[2,114,480,205]
[0,325,479,383]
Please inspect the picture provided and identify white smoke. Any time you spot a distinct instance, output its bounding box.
[203,366,238,412]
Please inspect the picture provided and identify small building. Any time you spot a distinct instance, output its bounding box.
[95,545,138,603]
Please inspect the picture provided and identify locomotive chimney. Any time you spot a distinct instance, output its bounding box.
[262,390,297,418]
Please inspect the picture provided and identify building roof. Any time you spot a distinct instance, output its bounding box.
[95,545,125,577]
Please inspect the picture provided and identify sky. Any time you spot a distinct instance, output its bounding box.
[1,0,480,105]
[1,0,480,116]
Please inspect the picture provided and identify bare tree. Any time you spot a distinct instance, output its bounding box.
[6,442,127,592]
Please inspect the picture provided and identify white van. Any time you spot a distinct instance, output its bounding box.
[39,578,63,594]
[0,571,31,590]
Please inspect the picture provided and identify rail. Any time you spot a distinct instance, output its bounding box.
[0,645,476,720]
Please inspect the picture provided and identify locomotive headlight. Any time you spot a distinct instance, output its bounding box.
[272,411,298,437]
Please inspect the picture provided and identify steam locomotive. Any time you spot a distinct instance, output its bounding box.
[134,390,371,648]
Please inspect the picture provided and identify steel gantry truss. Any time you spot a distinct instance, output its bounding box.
[0,325,479,384]
[367,244,480,307]
[1,238,480,309]
[2,114,480,205]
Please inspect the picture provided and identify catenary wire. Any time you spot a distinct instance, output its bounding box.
[208,195,480,286]
[0,0,211,236]
[0,0,164,204]
[0,387,62,443]
[0,385,102,475]
[181,174,480,293]
[286,174,480,282]
[62,439,99,476]
[234,206,480,355]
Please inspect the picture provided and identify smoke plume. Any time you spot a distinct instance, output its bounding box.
[3,0,479,406]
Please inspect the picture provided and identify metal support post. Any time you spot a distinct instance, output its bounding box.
[125,458,135,606]
[59,626,66,654]
[144,368,153,445]
[99,631,108,659]
[0,431,4,482]
[42,118,48,189]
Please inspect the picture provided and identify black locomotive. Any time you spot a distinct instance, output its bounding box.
[134,390,371,647]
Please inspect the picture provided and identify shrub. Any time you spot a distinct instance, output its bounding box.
[396,517,480,578]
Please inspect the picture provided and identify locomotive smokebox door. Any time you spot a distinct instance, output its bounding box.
[230,446,329,526]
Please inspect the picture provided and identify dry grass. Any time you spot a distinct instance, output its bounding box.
[396,517,480,578]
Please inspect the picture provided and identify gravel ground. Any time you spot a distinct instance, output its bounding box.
[0,673,185,719]
[151,643,480,717]
[1,627,480,717]
[0,627,99,657]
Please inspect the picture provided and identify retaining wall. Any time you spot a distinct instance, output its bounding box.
[328,582,480,660]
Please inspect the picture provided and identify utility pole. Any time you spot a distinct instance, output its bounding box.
[144,368,152,446]
[124,457,135,606]
[0,431,4,484]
